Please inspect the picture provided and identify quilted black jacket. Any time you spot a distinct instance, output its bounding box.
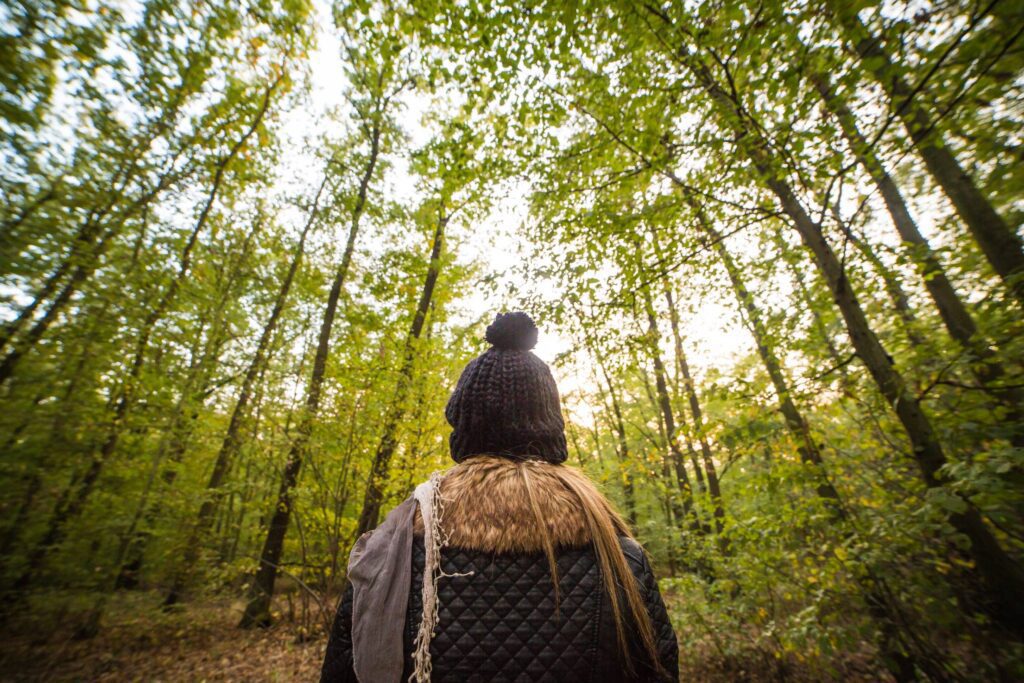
[320,535,678,682]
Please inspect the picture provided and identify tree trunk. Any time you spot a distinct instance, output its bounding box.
[677,337,726,529]
[775,231,854,391]
[113,212,264,590]
[833,207,925,348]
[0,184,58,258]
[656,30,1024,631]
[761,151,1024,633]
[574,307,639,524]
[702,217,937,676]
[816,73,1024,445]
[0,296,114,568]
[115,313,212,591]
[813,73,979,341]
[114,406,192,590]
[828,4,1024,306]
[0,106,175,353]
[701,218,842,502]
[0,72,204,379]
[646,230,723,539]
[239,121,381,629]
[596,359,639,524]
[640,285,703,535]
[9,78,279,596]
[0,225,118,385]
[661,284,706,493]
[355,208,448,537]
[163,174,327,606]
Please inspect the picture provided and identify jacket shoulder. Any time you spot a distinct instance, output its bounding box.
[617,535,648,570]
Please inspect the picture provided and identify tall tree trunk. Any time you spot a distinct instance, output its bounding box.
[813,73,979,341]
[0,49,200,275]
[0,294,115,568]
[0,127,164,351]
[113,212,264,590]
[642,18,1024,630]
[114,400,193,590]
[8,79,279,598]
[0,70,202,375]
[833,208,925,348]
[0,184,58,257]
[596,359,638,524]
[163,175,328,606]
[642,355,694,534]
[816,74,1024,445]
[0,224,119,385]
[646,230,723,539]
[639,285,703,535]
[707,220,948,679]
[676,334,726,533]
[573,306,639,524]
[661,283,707,493]
[702,218,842,502]
[355,208,448,536]
[827,4,1024,306]
[115,310,213,591]
[0,172,179,381]
[774,231,854,391]
[758,143,1024,634]
[239,121,381,629]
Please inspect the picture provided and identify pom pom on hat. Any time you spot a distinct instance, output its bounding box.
[485,312,538,351]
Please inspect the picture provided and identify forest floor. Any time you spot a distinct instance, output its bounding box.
[0,587,884,682]
[0,591,325,682]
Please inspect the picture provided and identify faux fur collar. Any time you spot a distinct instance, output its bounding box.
[413,456,592,553]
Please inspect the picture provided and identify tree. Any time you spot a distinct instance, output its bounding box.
[238,13,412,625]
[825,2,1024,306]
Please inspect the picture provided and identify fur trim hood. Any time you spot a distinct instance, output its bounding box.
[413,456,596,553]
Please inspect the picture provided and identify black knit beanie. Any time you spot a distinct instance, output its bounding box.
[445,312,568,464]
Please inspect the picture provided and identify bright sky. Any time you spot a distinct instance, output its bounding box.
[0,0,981,434]
[284,2,754,421]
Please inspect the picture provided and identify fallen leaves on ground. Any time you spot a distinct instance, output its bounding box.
[0,592,327,682]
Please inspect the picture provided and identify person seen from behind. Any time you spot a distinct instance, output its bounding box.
[320,311,679,682]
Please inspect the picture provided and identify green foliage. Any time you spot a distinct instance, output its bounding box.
[2,0,1023,680]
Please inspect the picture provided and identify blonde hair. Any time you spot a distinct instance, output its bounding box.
[516,459,665,677]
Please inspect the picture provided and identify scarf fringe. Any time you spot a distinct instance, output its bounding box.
[410,471,472,682]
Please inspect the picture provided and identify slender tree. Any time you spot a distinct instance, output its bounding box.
[641,6,1024,630]
[237,43,404,621]
[815,73,1024,445]
[824,2,1024,305]
[162,175,329,605]
[9,77,283,597]
[640,282,707,537]
[355,204,448,536]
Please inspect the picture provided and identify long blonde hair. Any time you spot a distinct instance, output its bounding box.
[516,459,666,676]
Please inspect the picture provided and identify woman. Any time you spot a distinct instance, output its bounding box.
[320,312,679,682]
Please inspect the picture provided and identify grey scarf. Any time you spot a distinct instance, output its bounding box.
[347,473,449,683]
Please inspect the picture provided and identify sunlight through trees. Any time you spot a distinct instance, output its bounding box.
[1,0,1022,680]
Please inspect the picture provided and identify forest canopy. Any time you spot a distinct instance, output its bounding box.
[1,0,1023,680]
